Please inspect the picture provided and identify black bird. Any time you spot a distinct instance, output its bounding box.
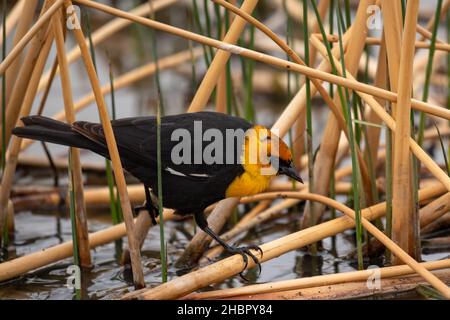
[13,112,302,271]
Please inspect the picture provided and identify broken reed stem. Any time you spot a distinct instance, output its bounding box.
[72,0,450,127]
[392,0,420,262]
[64,0,144,289]
[185,259,450,299]
[124,184,447,300]
[187,0,259,112]
[0,0,63,76]
[310,35,450,192]
[52,8,91,267]
[0,31,54,244]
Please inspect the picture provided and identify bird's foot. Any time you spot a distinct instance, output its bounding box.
[133,201,158,225]
[224,244,263,280]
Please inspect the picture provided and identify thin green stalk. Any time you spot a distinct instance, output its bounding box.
[401,0,406,25]
[312,0,363,269]
[225,8,233,115]
[244,26,255,122]
[68,152,81,300]
[149,4,165,116]
[303,0,318,255]
[284,0,297,191]
[303,0,314,225]
[83,8,97,70]
[130,0,147,63]
[434,122,450,176]
[213,2,222,40]
[343,0,351,30]
[418,0,443,147]
[192,0,211,67]
[336,3,364,269]
[156,92,167,283]
[186,8,198,92]
[328,0,334,98]
[107,56,123,259]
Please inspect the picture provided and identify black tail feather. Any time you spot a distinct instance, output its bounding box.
[12,116,106,155]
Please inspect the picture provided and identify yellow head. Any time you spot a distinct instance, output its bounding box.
[225,125,303,198]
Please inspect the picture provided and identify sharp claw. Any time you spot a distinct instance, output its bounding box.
[224,245,263,280]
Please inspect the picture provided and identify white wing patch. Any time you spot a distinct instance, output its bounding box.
[165,167,211,179]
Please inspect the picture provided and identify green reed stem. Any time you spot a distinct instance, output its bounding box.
[303,0,315,227]
[343,0,351,29]
[244,25,255,123]
[156,92,167,282]
[225,8,233,115]
[149,9,165,116]
[434,123,450,176]
[418,0,443,147]
[192,0,211,67]
[108,57,122,223]
[68,152,81,299]
[321,0,363,269]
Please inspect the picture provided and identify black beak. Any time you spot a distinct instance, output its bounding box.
[278,160,303,183]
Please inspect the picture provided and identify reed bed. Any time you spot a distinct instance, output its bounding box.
[0,0,449,300]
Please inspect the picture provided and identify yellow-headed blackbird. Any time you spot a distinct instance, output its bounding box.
[13,112,302,270]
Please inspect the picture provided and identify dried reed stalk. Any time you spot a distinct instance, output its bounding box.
[123,184,446,300]
[0,31,54,244]
[1,0,58,151]
[201,200,272,261]
[363,34,388,176]
[222,270,450,300]
[185,259,450,299]
[420,192,450,228]
[64,0,144,288]
[380,0,402,113]
[0,0,63,76]
[392,0,420,261]
[52,9,91,267]
[176,198,240,268]
[3,0,39,106]
[202,198,299,262]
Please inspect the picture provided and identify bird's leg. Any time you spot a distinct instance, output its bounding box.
[133,185,158,225]
[193,211,263,278]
